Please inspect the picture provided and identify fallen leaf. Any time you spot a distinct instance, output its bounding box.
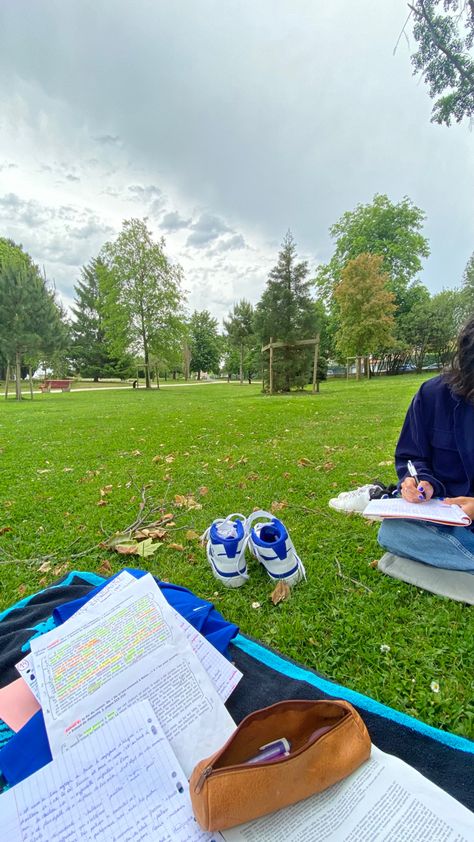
[198,486,209,496]
[116,543,140,555]
[282,472,291,479]
[162,513,174,522]
[38,561,51,573]
[271,581,291,605]
[131,449,142,457]
[134,527,168,540]
[98,559,113,575]
[169,542,185,551]
[37,468,51,474]
[0,526,12,535]
[97,499,108,506]
[378,460,392,466]
[186,530,201,541]
[369,559,379,568]
[136,538,162,558]
[271,500,287,513]
[100,485,113,496]
[63,467,74,472]
[297,458,314,468]
[152,454,162,463]
[165,454,175,463]
[18,584,27,596]
[323,461,335,471]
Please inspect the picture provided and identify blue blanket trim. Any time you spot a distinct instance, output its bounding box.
[0,571,104,622]
[234,634,474,756]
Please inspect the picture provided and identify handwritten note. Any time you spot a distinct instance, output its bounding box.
[1,701,220,841]
[31,574,236,776]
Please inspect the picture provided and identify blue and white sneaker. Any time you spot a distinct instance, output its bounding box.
[202,513,249,588]
[246,510,306,588]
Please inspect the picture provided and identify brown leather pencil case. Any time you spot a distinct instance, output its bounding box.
[189,698,371,832]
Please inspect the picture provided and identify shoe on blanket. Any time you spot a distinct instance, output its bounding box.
[246,510,306,588]
[202,513,249,587]
[328,482,386,514]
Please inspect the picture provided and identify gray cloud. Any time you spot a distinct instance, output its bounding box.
[186,212,232,247]
[212,234,247,252]
[94,134,121,146]
[160,210,192,231]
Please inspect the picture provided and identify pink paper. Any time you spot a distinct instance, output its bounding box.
[0,677,40,732]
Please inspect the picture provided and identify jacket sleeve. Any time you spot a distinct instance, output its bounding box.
[395,388,446,497]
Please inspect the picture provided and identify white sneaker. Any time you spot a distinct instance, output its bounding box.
[201,513,249,587]
[328,484,382,514]
[246,510,306,588]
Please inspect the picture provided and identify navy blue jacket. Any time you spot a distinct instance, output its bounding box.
[395,375,474,502]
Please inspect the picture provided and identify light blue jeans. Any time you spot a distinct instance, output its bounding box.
[378,519,474,573]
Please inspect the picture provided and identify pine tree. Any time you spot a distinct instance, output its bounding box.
[71,258,133,381]
[255,232,318,392]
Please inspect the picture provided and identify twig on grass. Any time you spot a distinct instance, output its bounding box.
[334,558,373,593]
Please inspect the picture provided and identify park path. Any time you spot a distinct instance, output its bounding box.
[29,381,252,395]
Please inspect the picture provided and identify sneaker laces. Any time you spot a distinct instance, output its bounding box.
[201,513,249,580]
[244,510,306,580]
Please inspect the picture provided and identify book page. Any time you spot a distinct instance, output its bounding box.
[223,746,474,841]
[31,574,236,777]
[363,497,471,525]
[0,700,221,842]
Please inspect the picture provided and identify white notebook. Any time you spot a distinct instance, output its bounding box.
[363,497,472,526]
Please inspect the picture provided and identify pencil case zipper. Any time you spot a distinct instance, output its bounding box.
[193,714,349,794]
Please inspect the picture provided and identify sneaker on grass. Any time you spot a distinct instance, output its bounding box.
[328,483,385,514]
[202,513,249,588]
[246,510,306,588]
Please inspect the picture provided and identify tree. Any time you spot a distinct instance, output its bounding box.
[334,254,396,365]
[316,195,430,309]
[0,239,67,399]
[407,1,474,126]
[223,299,255,384]
[71,258,134,381]
[101,219,185,389]
[255,232,319,392]
[189,310,221,379]
[462,250,474,317]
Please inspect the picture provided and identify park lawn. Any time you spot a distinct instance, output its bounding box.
[0,377,472,739]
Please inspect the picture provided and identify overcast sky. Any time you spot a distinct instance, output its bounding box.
[0,0,473,322]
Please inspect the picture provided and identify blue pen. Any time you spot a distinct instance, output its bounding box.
[407,460,425,499]
[245,738,291,764]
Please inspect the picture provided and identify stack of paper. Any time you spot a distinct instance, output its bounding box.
[363,497,472,526]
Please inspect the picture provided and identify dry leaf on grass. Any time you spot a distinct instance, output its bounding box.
[18,585,27,596]
[369,559,379,568]
[297,458,314,468]
[116,542,139,555]
[198,486,209,496]
[100,485,113,496]
[0,526,12,535]
[271,500,287,513]
[131,450,142,457]
[98,559,113,576]
[97,499,108,506]
[174,494,202,510]
[38,561,51,573]
[271,581,290,605]
[168,543,185,552]
[165,454,175,463]
[186,530,200,541]
[152,454,162,463]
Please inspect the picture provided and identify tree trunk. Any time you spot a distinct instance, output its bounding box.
[143,341,151,389]
[197,370,201,381]
[15,351,22,401]
[239,344,243,384]
[156,368,160,390]
[4,360,10,400]
[29,366,34,400]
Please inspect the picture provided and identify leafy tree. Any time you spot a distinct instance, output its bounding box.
[189,310,221,379]
[223,299,255,384]
[315,195,430,309]
[255,232,319,392]
[462,250,474,317]
[101,219,185,389]
[0,238,67,399]
[429,288,465,362]
[334,254,396,362]
[408,1,474,125]
[71,258,134,381]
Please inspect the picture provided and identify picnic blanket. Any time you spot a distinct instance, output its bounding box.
[0,571,472,812]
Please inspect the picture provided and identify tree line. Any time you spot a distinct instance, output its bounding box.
[1,196,473,399]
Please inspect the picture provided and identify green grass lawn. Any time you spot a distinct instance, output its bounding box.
[0,377,473,739]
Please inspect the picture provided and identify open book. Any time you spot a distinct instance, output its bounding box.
[363,497,472,526]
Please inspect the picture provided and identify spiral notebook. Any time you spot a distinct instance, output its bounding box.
[363,498,472,526]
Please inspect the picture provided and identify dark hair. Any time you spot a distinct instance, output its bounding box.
[444,316,474,403]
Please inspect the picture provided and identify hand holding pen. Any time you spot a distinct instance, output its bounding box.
[401,460,434,503]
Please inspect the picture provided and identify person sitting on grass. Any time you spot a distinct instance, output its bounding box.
[377,316,474,573]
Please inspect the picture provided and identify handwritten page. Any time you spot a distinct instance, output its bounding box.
[31,573,236,776]
[20,570,242,704]
[0,678,40,731]
[363,497,471,526]
[223,746,474,841]
[0,700,222,842]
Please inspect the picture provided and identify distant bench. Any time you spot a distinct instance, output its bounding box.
[39,380,73,393]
